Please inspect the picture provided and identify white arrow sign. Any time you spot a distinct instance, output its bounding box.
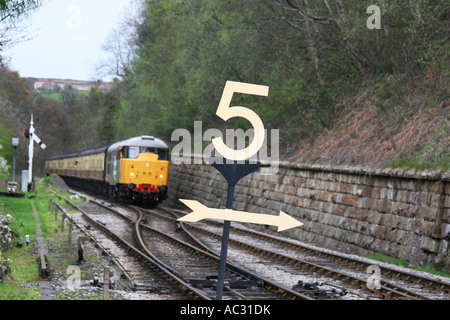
[178,199,303,232]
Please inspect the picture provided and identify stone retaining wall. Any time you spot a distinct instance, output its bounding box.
[168,157,450,272]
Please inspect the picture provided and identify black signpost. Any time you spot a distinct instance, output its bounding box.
[210,156,260,300]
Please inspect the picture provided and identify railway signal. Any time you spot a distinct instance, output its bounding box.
[26,114,46,191]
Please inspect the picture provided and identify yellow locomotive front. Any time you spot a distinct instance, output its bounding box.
[106,136,170,204]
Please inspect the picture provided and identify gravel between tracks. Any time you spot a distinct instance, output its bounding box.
[44,185,450,300]
[193,219,450,300]
[44,210,175,300]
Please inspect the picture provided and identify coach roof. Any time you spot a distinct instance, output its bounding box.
[46,136,168,161]
[107,135,169,153]
[46,145,109,161]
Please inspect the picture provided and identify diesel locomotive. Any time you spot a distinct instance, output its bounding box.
[45,135,170,204]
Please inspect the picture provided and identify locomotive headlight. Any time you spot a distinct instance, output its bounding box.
[130,172,134,177]
[160,174,164,178]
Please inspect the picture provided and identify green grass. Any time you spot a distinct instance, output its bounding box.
[384,122,449,172]
[366,253,450,278]
[34,195,61,238]
[34,90,90,105]
[414,263,450,278]
[0,247,41,300]
[385,150,449,172]
[0,194,36,244]
[0,195,40,300]
[0,178,66,299]
[38,92,63,103]
[367,253,408,267]
[0,279,40,300]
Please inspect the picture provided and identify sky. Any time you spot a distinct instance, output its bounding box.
[3,0,132,82]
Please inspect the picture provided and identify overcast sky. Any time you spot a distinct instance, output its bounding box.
[3,0,132,82]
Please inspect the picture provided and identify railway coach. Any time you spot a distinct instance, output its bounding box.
[45,136,170,205]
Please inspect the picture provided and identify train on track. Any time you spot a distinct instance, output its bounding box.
[45,135,170,205]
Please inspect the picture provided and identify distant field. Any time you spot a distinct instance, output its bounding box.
[34,90,90,103]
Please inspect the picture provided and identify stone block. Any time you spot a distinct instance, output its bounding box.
[391,202,411,217]
[353,208,369,221]
[417,206,439,221]
[429,193,443,208]
[341,195,359,207]
[398,245,412,260]
[420,221,437,236]
[440,223,450,239]
[395,230,410,244]
[420,237,440,253]
[340,183,352,194]
[399,179,416,191]
[372,225,390,239]
[380,200,393,213]
[445,195,450,209]
[316,191,328,202]
[443,209,450,223]
[385,229,398,242]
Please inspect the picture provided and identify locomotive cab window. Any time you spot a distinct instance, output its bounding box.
[122,146,169,160]
[157,148,169,161]
[126,146,140,159]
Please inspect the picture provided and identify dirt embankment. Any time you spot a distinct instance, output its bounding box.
[290,74,449,171]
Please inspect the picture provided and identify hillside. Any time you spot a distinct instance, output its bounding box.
[1,1,448,179]
[289,74,449,171]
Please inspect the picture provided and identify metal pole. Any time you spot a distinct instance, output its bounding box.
[12,147,17,183]
[216,184,235,300]
[103,268,110,300]
[28,114,34,191]
[68,222,72,244]
[61,212,65,232]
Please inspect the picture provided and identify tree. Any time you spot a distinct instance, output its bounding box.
[96,0,145,79]
[0,123,12,180]
[61,84,77,107]
[0,0,42,55]
[102,0,449,149]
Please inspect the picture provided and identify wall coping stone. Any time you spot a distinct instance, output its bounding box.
[171,155,450,182]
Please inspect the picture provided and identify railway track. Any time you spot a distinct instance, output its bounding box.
[147,205,450,300]
[134,208,312,300]
[68,200,208,299]
[68,197,313,300]
[58,188,449,300]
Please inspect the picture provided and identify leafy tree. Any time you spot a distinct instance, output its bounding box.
[0,123,12,180]
[0,0,42,55]
[61,84,77,107]
[96,0,450,157]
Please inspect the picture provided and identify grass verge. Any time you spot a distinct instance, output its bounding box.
[0,178,65,299]
[366,253,450,278]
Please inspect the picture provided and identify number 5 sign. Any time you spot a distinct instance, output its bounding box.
[180,81,302,300]
[212,81,269,161]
